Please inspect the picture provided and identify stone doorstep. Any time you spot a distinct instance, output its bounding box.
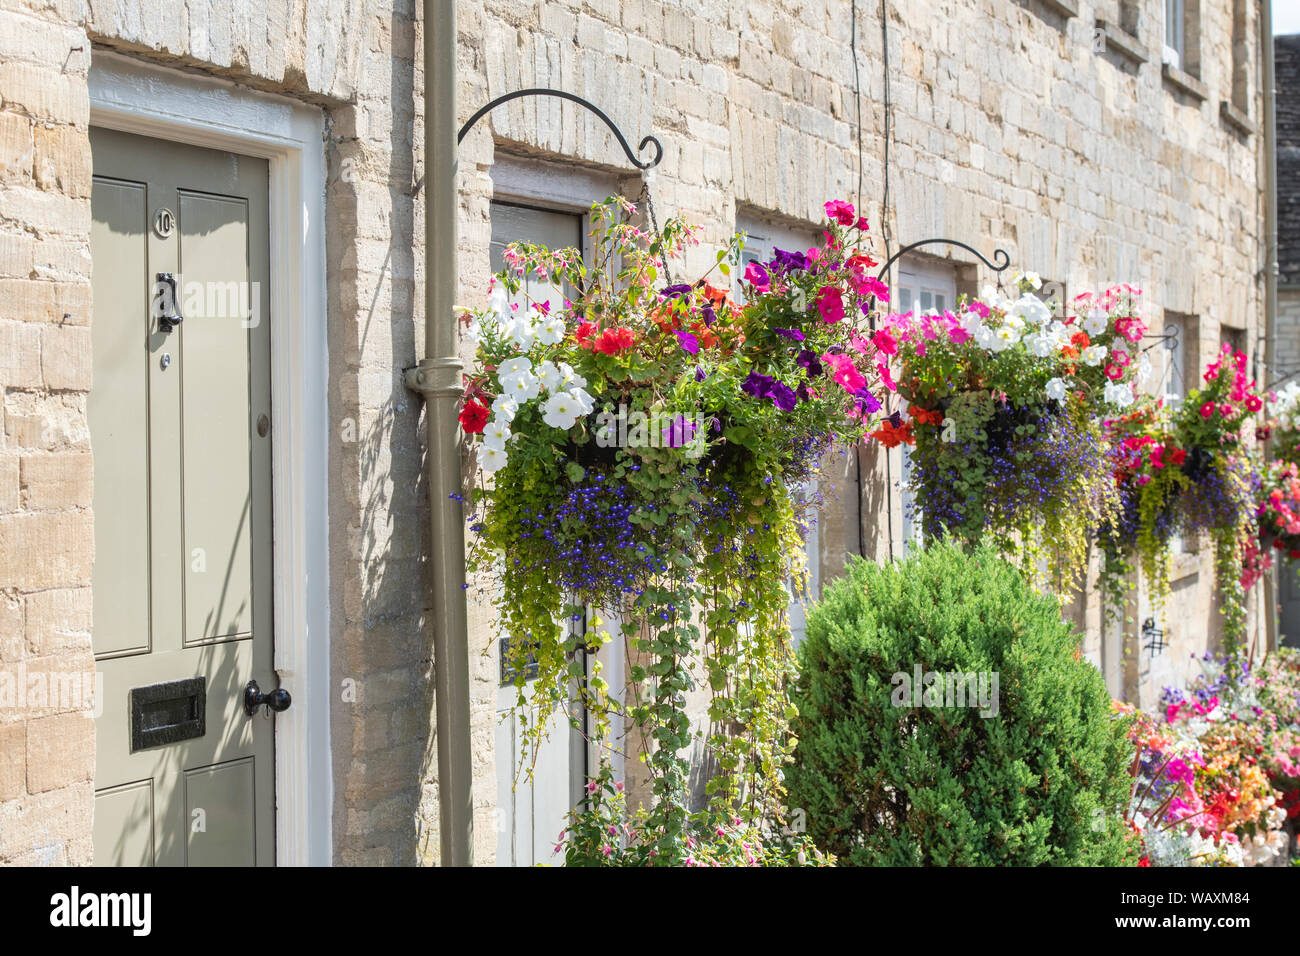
[1220,101,1257,137]
[1095,20,1149,66]
[1162,63,1208,102]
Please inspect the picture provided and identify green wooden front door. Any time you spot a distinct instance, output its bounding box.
[89,128,276,866]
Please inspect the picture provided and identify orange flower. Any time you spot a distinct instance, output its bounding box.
[910,407,944,426]
[871,420,915,448]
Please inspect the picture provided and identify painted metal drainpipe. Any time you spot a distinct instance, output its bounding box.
[1262,0,1279,654]
[406,0,473,865]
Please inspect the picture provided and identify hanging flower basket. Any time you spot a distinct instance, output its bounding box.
[879,280,1149,589]
[459,196,883,864]
[1097,344,1264,640]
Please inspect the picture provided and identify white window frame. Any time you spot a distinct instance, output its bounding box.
[89,52,332,865]
[1164,0,1186,69]
[1162,314,1188,404]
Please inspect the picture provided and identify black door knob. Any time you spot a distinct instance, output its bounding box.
[243,679,291,716]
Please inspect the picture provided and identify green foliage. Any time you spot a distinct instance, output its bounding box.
[788,540,1138,866]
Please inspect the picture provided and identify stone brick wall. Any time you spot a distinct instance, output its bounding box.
[0,0,1267,865]
[0,0,96,866]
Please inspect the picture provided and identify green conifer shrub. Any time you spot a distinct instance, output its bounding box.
[787,540,1137,866]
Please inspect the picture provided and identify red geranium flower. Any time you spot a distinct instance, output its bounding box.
[458,400,489,434]
[594,327,635,354]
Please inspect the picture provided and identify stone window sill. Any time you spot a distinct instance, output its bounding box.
[1162,63,1207,101]
[1095,20,1148,65]
[1220,100,1257,136]
[1040,0,1079,17]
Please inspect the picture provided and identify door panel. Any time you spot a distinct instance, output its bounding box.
[178,191,260,645]
[89,179,153,659]
[184,758,258,866]
[90,127,275,866]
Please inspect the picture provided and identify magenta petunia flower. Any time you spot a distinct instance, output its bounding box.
[872,328,898,356]
[816,285,845,323]
[743,260,770,292]
[824,199,856,226]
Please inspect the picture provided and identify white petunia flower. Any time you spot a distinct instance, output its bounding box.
[992,324,1021,350]
[1082,344,1108,366]
[1082,309,1108,336]
[499,370,540,402]
[489,284,509,320]
[536,360,563,392]
[506,316,536,351]
[974,325,998,351]
[482,417,512,450]
[556,362,587,391]
[1010,294,1050,326]
[1024,332,1054,358]
[1045,377,1069,402]
[500,356,533,379]
[479,443,509,474]
[1013,270,1043,291]
[568,387,595,415]
[1136,353,1153,385]
[541,391,583,430]
[1104,382,1135,409]
[960,311,986,335]
[491,395,519,422]
[535,313,567,346]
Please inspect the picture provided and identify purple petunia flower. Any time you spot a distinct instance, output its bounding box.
[770,247,808,273]
[675,330,700,354]
[701,303,716,326]
[665,414,697,448]
[854,386,882,414]
[741,371,776,398]
[695,365,708,382]
[796,350,823,376]
[660,283,693,299]
[774,328,806,341]
[770,381,798,411]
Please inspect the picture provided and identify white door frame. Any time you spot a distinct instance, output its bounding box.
[89,52,332,865]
